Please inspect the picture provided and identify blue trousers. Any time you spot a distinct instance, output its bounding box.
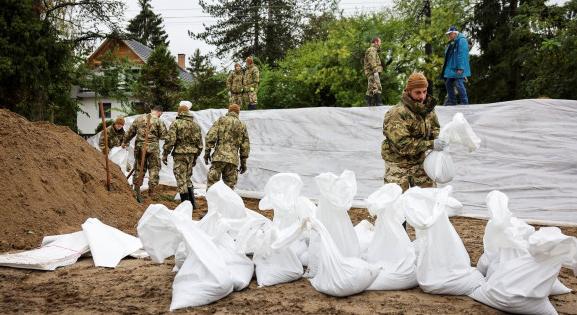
[444,78,469,105]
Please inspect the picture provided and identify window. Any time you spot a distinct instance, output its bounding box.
[98,103,112,118]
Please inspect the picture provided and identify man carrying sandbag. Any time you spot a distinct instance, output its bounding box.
[99,116,125,154]
[204,103,250,190]
[381,72,447,191]
[162,104,203,208]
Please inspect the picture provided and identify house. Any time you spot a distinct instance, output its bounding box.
[75,38,193,136]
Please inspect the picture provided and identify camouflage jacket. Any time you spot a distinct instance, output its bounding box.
[99,125,125,151]
[227,70,244,94]
[163,113,203,156]
[364,44,383,76]
[243,64,260,90]
[381,93,440,166]
[123,113,167,152]
[206,112,250,166]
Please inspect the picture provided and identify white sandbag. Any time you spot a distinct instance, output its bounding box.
[423,150,456,184]
[365,184,418,290]
[470,227,577,315]
[403,186,484,295]
[205,180,246,219]
[477,191,570,295]
[0,231,89,271]
[137,204,234,310]
[259,173,303,227]
[439,112,481,152]
[108,147,132,173]
[354,220,374,258]
[315,170,360,257]
[308,217,380,297]
[81,218,143,268]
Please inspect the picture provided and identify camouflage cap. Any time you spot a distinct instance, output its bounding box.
[177,105,189,114]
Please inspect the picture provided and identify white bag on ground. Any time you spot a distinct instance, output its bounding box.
[354,220,374,258]
[81,218,143,268]
[0,231,89,271]
[308,218,380,297]
[470,227,577,315]
[315,170,360,257]
[137,204,234,310]
[403,186,484,295]
[477,190,571,295]
[365,184,418,290]
[423,150,455,184]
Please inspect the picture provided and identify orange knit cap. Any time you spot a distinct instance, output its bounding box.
[405,72,429,92]
[229,103,240,114]
[114,116,125,125]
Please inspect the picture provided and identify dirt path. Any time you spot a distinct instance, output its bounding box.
[1,187,576,314]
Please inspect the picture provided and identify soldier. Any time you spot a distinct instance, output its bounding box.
[381,72,446,192]
[162,105,203,209]
[122,105,167,198]
[243,56,259,110]
[99,116,125,153]
[364,37,383,107]
[204,103,250,189]
[227,63,244,107]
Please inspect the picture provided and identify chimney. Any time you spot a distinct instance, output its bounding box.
[177,54,185,69]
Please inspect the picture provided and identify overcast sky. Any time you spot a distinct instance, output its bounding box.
[121,0,568,70]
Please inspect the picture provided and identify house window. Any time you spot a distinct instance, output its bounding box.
[99,103,112,118]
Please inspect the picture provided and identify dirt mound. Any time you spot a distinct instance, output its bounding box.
[0,109,142,252]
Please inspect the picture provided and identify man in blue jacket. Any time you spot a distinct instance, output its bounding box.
[442,26,471,105]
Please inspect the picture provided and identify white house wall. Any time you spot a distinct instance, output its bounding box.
[77,97,128,135]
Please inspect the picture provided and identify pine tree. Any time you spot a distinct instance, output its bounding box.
[191,0,337,66]
[127,0,169,49]
[134,45,182,111]
[187,48,215,79]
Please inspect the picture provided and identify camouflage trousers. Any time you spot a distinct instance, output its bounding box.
[244,89,258,106]
[384,161,434,192]
[207,161,238,190]
[133,147,161,187]
[229,92,243,107]
[366,73,382,96]
[173,153,195,194]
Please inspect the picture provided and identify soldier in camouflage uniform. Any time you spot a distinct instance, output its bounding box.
[204,103,250,189]
[99,116,125,153]
[364,37,383,107]
[227,63,244,107]
[381,72,447,192]
[243,56,259,110]
[162,105,203,208]
[122,105,167,197]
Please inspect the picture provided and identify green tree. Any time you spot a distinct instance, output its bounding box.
[127,0,169,49]
[191,0,337,66]
[187,48,215,79]
[183,50,227,110]
[134,45,182,111]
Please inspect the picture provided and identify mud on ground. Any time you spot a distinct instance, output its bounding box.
[1,187,577,314]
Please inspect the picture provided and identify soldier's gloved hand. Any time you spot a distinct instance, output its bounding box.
[161,155,168,166]
[204,151,211,165]
[433,138,448,151]
[228,91,231,97]
[239,159,247,174]
[121,143,127,149]
[373,72,380,81]
[249,87,254,92]
[241,88,244,93]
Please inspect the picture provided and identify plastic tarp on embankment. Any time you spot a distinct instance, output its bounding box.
[89,99,577,223]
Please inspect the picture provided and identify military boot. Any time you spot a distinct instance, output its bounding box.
[179,192,189,202]
[373,93,383,106]
[248,103,257,110]
[365,95,373,107]
[188,187,197,210]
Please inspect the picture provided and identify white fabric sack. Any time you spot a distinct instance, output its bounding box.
[439,112,481,152]
[0,231,89,271]
[354,220,374,258]
[365,184,418,290]
[308,218,380,297]
[403,186,484,295]
[81,218,142,268]
[470,227,577,315]
[423,150,456,184]
[137,204,234,310]
[315,170,360,258]
[205,180,246,219]
[108,147,133,173]
[477,190,571,295]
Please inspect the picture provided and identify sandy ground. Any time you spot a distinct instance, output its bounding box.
[1,186,577,314]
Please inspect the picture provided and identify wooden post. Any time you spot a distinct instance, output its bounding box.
[98,102,111,191]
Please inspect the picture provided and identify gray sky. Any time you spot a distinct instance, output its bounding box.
[121,0,568,69]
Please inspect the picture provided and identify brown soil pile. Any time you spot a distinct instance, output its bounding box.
[0,109,142,252]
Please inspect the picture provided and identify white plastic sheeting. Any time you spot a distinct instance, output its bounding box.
[89,99,577,223]
[470,227,577,314]
[403,186,484,295]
